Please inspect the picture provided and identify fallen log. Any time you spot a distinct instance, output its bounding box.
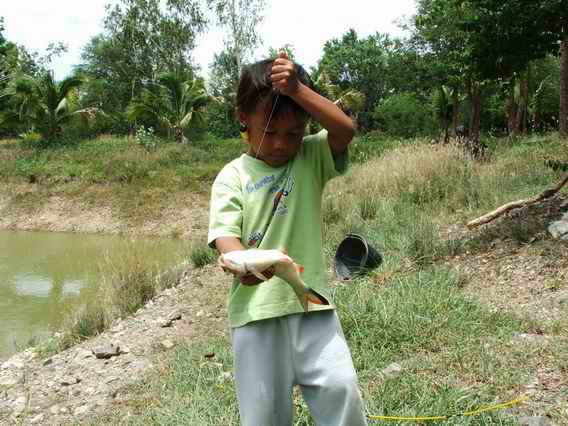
[467,172,568,229]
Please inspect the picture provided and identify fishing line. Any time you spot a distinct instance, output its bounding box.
[368,394,529,422]
[255,89,280,159]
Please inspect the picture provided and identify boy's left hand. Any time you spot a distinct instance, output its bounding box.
[271,52,300,96]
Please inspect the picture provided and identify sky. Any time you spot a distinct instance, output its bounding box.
[1,0,417,80]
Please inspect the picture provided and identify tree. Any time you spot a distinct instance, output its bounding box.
[434,86,453,143]
[208,0,266,79]
[561,39,568,137]
[4,72,85,142]
[79,0,206,121]
[207,48,240,138]
[317,30,395,130]
[414,0,567,142]
[127,72,212,143]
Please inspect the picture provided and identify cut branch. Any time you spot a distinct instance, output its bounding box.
[467,172,568,229]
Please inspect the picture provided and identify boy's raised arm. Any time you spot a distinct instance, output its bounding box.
[270,53,355,157]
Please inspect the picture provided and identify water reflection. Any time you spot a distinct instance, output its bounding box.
[0,230,188,359]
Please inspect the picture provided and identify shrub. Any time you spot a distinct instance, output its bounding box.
[374,93,436,138]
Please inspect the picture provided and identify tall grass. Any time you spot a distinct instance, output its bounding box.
[73,133,568,424]
[39,247,185,356]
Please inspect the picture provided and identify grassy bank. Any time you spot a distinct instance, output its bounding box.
[35,245,192,358]
[84,133,567,424]
[0,134,400,227]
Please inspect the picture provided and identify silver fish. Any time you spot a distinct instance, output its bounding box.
[218,249,329,313]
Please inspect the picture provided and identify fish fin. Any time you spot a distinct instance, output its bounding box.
[306,288,329,306]
[302,294,310,313]
[281,248,288,255]
[295,264,305,274]
[249,267,269,281]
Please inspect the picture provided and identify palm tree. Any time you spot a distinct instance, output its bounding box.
[3,72,84,142]
[127,72,212,143]
[316,70,365,118]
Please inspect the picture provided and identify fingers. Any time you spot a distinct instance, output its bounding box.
[240,267,275,286]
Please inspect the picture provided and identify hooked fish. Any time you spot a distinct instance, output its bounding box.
[218,249,329,313]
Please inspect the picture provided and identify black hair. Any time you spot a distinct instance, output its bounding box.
[236,58,315,121]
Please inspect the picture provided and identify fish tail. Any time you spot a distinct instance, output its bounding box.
[305,288,329,306]
[296,263,305,274]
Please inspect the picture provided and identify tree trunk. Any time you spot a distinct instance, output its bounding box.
[560,38,568,138]
[515,68,530,135]
[469,82,482,143]
[507,78,517,135]
[452,88,459,136]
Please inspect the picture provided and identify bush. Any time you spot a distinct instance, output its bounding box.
[374,93,437,138]
[19,130,43,146]
[135,126,158,152]
[189,244,217,268]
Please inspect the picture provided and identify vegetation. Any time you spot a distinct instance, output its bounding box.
[86,133,568,424]
[2,1,568,423]
[0,0,566,143]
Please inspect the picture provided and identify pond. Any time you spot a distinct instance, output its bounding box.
[0,230,190,360]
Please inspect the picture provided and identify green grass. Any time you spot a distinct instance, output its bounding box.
[36,247,187,358]
[87,269,533,425]
[11,132,566,424]
[188,243,217,268]
[0,136,244,189]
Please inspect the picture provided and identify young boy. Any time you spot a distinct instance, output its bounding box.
[208,52,368,426]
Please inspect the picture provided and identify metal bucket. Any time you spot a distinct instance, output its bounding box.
[333,233,382,281]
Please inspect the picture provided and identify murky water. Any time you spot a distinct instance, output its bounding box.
[0,230,190,360]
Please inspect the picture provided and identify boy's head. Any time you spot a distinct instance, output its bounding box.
[236,58,316,167]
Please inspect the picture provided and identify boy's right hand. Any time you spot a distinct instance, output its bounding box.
[240,267,275,286]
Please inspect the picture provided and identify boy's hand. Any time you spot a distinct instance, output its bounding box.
[240,267,275,286]
[271,51,300,96]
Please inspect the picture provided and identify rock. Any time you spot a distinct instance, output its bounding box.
[12,396,27,416]
[74,404,90,416]
[160,340,175,350]
[92,343,121,359]
[548,220,568,239]
[30,414,45,424]
[167,310,182,321]
[381,362,402,379]
[105,376,119,384]
[0,372,23,387]
[49,404,60,415]
[60,376,81,386]
[518,416,552,426]
[2,359,24,370]
[59,406,69,414]
[75,348,94,360]
[217,371,232,382]
[42,358,53,366]
[159,310,183,327]
[158,318,173,328]
[130,358,152,371]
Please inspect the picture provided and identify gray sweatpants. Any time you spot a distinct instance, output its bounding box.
[231,310,368,426]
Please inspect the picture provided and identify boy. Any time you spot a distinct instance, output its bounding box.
[208,52,367,426]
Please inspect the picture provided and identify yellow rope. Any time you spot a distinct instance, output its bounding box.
[368,395,528,422]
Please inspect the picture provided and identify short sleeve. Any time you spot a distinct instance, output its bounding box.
[207,166,243,248]
[302,129,350,185]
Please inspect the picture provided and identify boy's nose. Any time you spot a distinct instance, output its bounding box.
[273,135,288,151]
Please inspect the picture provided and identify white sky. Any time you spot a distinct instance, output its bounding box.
[2,0,416,80]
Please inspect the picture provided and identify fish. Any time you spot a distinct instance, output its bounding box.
[218,249,329,313]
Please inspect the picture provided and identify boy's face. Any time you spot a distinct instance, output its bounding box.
[242,100,308,168]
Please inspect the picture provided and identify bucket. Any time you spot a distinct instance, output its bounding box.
[333,233,382,281]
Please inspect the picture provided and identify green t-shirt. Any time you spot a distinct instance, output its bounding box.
[207,130,349,328]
